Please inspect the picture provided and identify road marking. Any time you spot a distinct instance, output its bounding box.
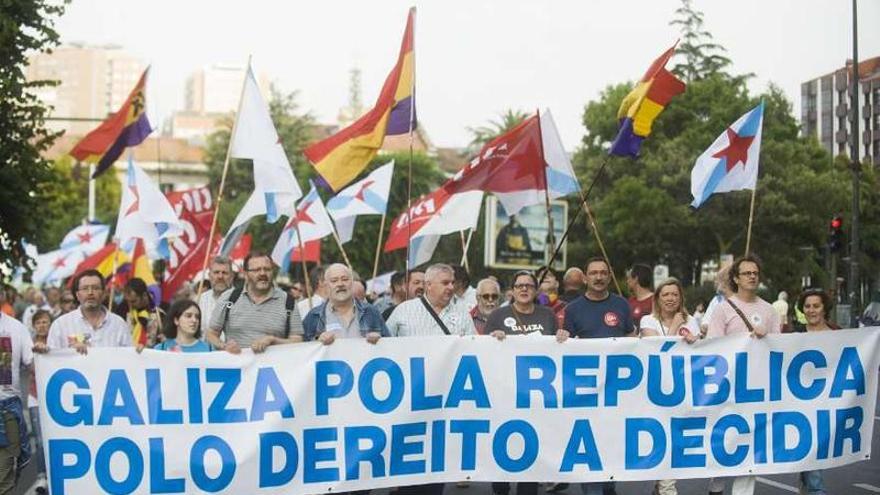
[855,483,880,493]
[756,477,798,493]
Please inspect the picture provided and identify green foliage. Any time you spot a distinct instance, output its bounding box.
[669,0,733,82]
[568,43,875,301]
[37,156,121,251]
[466,109,530,154]
[0,0,66,275]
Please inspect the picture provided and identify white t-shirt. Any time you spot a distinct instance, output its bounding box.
[48,307,132,350]
[0,314,34,401]
[640,313,699,337]
[297,295,325,319]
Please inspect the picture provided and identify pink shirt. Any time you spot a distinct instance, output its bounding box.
[707,294,780,337]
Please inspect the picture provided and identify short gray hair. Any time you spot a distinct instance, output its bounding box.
[476,278,500,293]
[324,263,352,280]
[425,263,454,281]
[210,256,232,269]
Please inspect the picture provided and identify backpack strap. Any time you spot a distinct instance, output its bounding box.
[221,287,243,334]
[725,297,756,333]
[283,292,296,339]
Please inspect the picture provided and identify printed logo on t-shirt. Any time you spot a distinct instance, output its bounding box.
[503,317,517,328]
[633,307,642,317]
[750,314,763,326]
[604,312,620,327]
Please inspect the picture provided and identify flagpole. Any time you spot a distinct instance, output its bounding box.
[581,199,623,295]
[293,222,314,311]
[534,110,558,273]
[87,162,96,222]
[458,230,470,273]
[331,229,353,269]
[107,242,119,312]
[196,55,252,299]
[459,228,474,268]
[744,187,757,256]
[404,6,417,285]
[371,212,387,284]
[543,154,612,281]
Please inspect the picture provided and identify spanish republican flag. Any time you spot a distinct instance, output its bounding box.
[609,43,686,157]
[304,8,416,191]
[70,68,153,178]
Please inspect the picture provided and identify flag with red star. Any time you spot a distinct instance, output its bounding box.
[691,102,764,208]
[271,181,336,272]
[326,161,395,244]
[59,224,110,257]
[115,157,183,257]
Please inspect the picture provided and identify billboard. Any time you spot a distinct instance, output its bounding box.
[484,195,567,270]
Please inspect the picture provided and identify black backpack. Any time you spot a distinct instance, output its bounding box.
[221,287,296,338]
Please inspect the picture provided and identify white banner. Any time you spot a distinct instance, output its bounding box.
[36,329,880,494]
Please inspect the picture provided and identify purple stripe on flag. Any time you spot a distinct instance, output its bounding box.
[608,118,643,158]
[386,95,416,136]
[92,114,152,178]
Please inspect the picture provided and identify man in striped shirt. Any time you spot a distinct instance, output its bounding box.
[386,263,475,335]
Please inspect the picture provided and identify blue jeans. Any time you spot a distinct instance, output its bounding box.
[800,470,826,494]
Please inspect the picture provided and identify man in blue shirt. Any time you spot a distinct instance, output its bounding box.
[563,257,635,340]
[560,257,634,495]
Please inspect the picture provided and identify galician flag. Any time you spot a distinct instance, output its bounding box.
[115,157,183,257]
[691,102,764,208]
[326,161,394,244]
[32,249,88,285]
[271,182,335,272]
[59,224,110,256]
[220,63,303,255]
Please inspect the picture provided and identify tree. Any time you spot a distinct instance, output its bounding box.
[570,49,856,300]
[466,109,530,154]
[37,156,121,251]
[669,0,734,82]
[0,0,66,274]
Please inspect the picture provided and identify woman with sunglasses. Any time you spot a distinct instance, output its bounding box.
[484,271,562,495]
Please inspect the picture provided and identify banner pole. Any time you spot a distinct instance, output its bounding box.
[371,213,387,284]
[331,229,353,269]
[196,55,252,300]
[744,187,757,256]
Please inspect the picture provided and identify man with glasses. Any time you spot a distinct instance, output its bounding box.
[207,252,303,354]
[472,278,502,335]
[58,291,77,315]
[41,269,132,353]
[705,255,778,495]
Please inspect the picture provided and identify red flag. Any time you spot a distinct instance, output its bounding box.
[161,208,210,302]
[291,240,321,263]
[383,114,545,254]
[165,186,213,216]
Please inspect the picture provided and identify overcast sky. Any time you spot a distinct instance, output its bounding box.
[54,0,880,150]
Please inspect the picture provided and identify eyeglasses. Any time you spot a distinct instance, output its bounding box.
[513,283,536,290]
[61,298,75,304]
[479,293,500,301]
[738,271,760,278]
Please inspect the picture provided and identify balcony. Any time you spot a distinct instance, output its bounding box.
[864,130,873,145]
[864,105,873,119]
[836,104,850,118]
[836,129,849,144]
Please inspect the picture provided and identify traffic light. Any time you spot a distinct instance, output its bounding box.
[829,215,844,253]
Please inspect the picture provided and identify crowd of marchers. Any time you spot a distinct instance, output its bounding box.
[0,249,871,495]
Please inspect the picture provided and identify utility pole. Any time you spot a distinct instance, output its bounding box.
[847,0,861,324]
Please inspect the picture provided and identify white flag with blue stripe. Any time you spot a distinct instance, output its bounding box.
[691,102,764,208]
[326,161,394,244]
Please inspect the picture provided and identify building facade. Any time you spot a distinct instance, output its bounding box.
[801,56,880,166]
[26,43,147,136]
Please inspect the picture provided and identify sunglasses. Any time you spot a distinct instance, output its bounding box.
[479,293,500,301]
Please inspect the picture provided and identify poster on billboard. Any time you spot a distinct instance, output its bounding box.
[484,195,567,270]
